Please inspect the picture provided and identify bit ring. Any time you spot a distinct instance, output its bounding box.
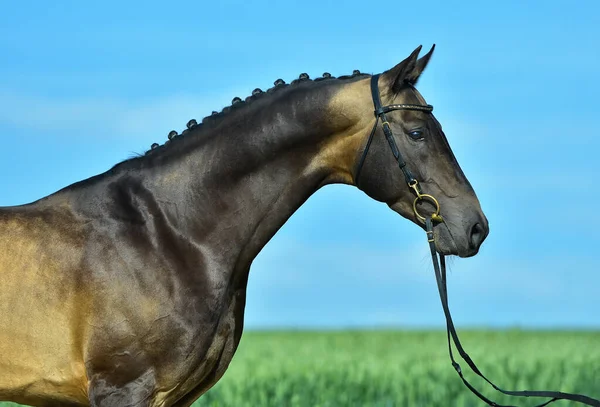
[413,194,443,223]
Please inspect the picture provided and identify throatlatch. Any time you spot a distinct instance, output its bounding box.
[359,73,600,407]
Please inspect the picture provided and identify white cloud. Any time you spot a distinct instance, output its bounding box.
[0,91,121,132]
[0,87,249,140]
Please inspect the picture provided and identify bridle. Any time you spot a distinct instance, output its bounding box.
[355,74,600,407]
[355,75,442,224]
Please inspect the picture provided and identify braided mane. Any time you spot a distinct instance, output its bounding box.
[108,69,369,172]
[144,70,367,153]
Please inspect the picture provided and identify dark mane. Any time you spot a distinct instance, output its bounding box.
[116,70,370,167]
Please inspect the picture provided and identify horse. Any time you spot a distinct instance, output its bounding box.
[0,44,488,407]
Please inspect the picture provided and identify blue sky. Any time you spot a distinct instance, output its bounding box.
[1,1,599,329]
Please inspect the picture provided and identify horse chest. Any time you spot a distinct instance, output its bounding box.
[160,287,247,406]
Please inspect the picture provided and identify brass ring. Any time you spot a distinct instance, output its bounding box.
[413,194,442,222]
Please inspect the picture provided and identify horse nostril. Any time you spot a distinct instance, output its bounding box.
[469,222,486,249]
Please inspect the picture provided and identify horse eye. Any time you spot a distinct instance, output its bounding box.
[408,129,424,140]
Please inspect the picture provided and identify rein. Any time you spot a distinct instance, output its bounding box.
[356,74,600,407]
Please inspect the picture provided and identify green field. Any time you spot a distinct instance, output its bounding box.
[2,330,599,407]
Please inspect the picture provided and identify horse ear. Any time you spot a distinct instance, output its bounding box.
[409,44,435,84]
[381,44,435,93]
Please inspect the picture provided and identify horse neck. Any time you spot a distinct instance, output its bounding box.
[133,80,368,274]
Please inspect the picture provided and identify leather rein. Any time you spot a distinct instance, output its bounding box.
[355,74,600,407]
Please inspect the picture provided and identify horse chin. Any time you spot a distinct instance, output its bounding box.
[388,200,477,258]
[433,221,478,258]
[431,222,458,256]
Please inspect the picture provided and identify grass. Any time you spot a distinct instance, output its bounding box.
[1,330,599,406]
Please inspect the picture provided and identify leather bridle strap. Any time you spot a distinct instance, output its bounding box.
[356,72,600,406]
[354,74,433,190]
[425,217,600,407]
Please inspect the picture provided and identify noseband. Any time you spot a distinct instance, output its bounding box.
[357,74,600,407]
